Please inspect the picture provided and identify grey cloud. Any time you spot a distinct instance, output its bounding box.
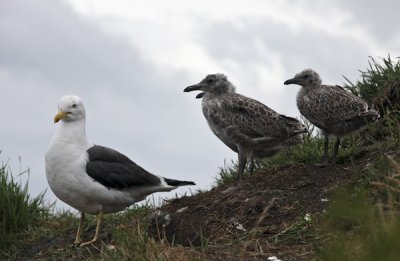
[199,18,372,83]
[0,0,149,95]
[336,0,400,41]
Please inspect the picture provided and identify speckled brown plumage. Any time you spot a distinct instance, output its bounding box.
[284,69,380,165]
[184,74,306,182]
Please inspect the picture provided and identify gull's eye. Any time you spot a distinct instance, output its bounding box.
[302,74,310,79]
[72,104,78,108]
[206,78,214,84]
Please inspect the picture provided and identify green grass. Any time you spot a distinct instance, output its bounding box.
[105,206,155,260]
[314,54,400,260]
[344,55,400,117]
[0,163,51,254]
[2,202,197,260]
[0,160,195,260]
[316,155,400,261]
[273,213,315,245]
[102,205,198,260]
[215,160,241,186]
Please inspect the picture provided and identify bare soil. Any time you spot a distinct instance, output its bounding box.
[149,157,373,260]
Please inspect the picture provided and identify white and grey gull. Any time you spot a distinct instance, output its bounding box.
[184,74,307,183]
[45,95,195,246]
[284,69,380,165]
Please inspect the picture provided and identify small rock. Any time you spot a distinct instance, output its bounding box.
[176,206,188,213]
[106,244,116,251]
[228,217,247,231]
[235,223,246,232]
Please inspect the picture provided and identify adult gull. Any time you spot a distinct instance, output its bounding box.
[45,95,195,246]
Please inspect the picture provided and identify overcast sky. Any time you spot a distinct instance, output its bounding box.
[1,0,399,212]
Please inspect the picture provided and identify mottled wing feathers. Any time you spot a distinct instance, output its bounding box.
[278,114,307,134]
[204,93,300,139]
[86,145,161,189]
[299,85,368,127]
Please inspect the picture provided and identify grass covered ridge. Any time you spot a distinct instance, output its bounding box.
[2,56,400,260]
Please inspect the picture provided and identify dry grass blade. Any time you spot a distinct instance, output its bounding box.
[240,197,276,260]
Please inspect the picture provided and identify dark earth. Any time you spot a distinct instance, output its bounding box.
[149,157,372,260]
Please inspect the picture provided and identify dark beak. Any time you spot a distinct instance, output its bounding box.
[284,78,297,85]
[195,92,205,99]
[184,84,204,92]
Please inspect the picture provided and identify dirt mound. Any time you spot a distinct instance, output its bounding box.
[13,156,374,261]
[149,158,371,260]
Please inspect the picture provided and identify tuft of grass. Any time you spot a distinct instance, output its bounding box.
[215,160,240,186]
[106,205,152,259]
[263,117,325,166]
[316,154,400,261]
[344,55,400,117]
[103,205,196,260]
[10,204,197,260]
[0,163,50,253]
[273,213,315,245]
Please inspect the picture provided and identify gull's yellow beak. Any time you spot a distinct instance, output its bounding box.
[54,111,70,123]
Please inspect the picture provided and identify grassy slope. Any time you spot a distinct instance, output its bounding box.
[2,56,400,260]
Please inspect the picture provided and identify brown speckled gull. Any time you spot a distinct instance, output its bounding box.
[184,74,306,182]
[284,69,380,165]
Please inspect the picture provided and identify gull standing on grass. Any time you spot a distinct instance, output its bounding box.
[184,74,306,183]
[45,95,195,246]
[284,69,380,165]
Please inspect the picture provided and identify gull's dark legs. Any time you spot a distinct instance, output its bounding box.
[248,153,255,175]
[237,149,247,184]
[316,134,330,167]
[332,137,340,164]
[323,135,329,165]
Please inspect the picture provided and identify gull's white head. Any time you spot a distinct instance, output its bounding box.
[54,95,86,123]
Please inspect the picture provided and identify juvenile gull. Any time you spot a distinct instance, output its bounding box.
[284,69,380,165]
[45,95,195,246]
[184,74,306,182]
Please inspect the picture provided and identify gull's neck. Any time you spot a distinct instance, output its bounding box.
[53,119,90,148]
